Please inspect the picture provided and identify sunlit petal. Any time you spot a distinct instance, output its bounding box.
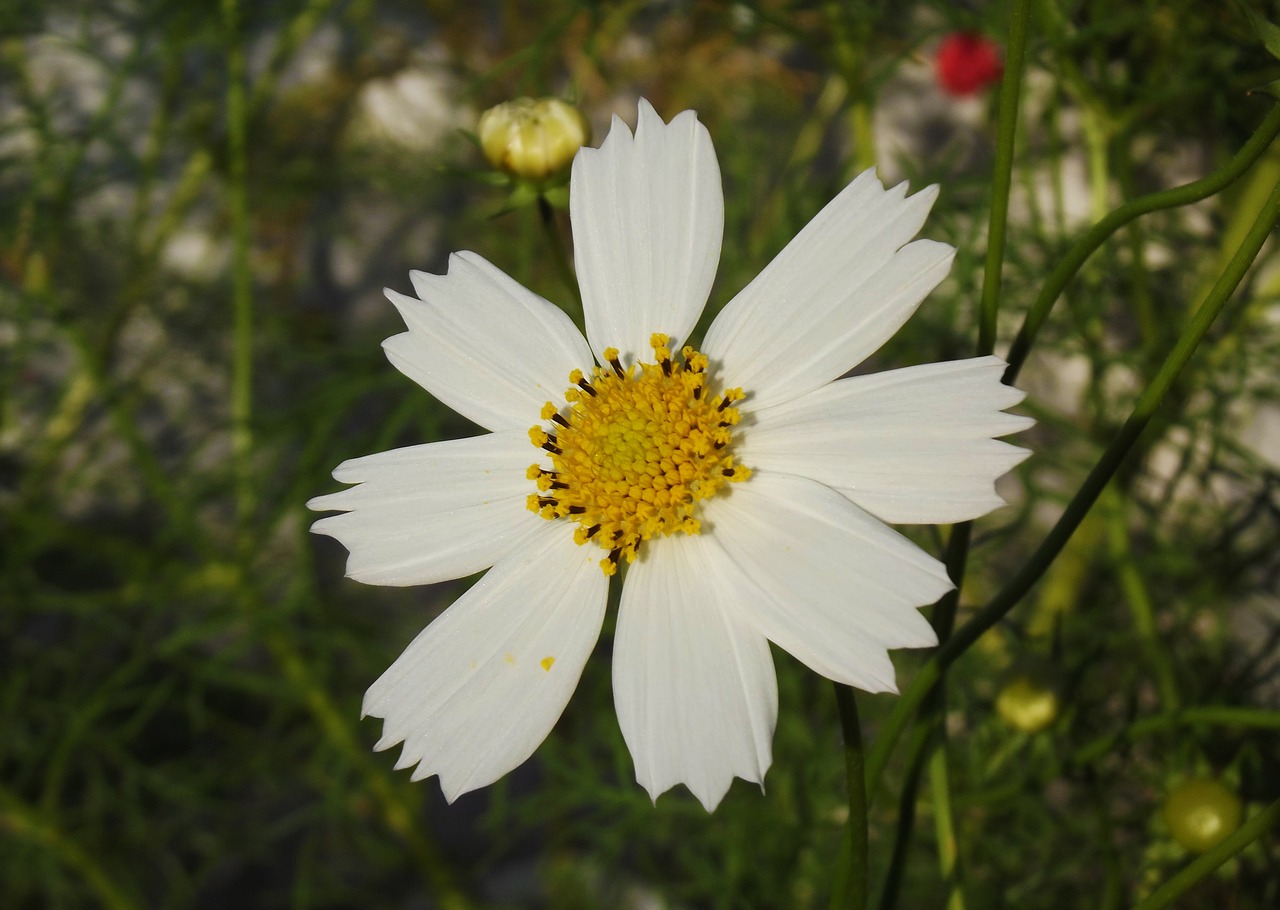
[572,99,723,367]
[364,525,607,803]
[614,535,777,810]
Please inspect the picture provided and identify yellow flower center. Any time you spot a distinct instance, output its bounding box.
[527,334,751,575]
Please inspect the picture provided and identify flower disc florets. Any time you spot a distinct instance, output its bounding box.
[527,334,751,575]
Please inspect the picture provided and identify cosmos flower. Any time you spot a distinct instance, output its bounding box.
[936,32,1005,97]
[308,100,1031,811]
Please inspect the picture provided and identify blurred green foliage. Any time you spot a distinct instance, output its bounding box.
[2,0,1280,907]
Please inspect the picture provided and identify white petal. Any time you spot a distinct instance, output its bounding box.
[703,169,954,410]
[741,356,1034,524]
[701,472,949,693]
[363,525,607,802]
[382,251,594,432]
[571,99,723,367]
[614,536,777,811]
[307,430,545,586]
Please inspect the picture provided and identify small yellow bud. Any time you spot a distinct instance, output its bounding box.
[477,98,590,180]
[995,663,1062,734]
[1163,778,1242,853]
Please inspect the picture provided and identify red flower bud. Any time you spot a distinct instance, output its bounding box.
[936,32,1004,97]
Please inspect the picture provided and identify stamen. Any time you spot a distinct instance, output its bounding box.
[526,335,752,574]
[603,346,626,378]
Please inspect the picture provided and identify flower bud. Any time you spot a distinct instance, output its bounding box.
[935,32,1004,97]
[995,669,1061,734]
[477,98,590,181]
[1163,778,1242,853]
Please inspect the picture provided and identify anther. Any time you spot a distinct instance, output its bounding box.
[529,341,752,575]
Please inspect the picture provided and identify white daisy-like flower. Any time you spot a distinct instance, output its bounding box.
[308,99,1032,811]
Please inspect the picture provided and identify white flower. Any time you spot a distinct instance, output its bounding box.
[308,100,1032,811]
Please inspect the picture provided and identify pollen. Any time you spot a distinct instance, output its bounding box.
[527,334,751,575]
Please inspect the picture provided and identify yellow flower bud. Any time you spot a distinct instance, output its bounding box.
[477,98,590,181]
[1163,778,1242,853]
[995,672,1061,733]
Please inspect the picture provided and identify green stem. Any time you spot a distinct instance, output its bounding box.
[876,724,934,910]
[833,684,869,910]
[979,0,1032,356]
[868,1,1031,895]
[223,0,255,537]
[869,163,1280,796]
[850,100,876,176]
[1072,706,1280,766]
[1004,103,1280,384]
[1087,781,1125,910]
[1102,485,1180,712]
[822,0,875,177]
[249,583,472,908]
[928,747,965,910]
[1133,798,1280,910]
[1080,103,1111,222]
[0,787,139,910]
[538,195,583,319]
[856,3,1033,884]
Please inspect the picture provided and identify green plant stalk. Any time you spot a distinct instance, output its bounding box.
[0,787,139,910]
[223,0,255,537]
[1004,103,1280,384]
[1116,149,1157,353]
[868,163,1280,796]
[247,0,342,114]
[822,0,875,177]
[1102,485,1180,712]
[861,3,1033,898]
[832,683,869,910]
[1080,104,1111,222]
[843,6,1033,901]
[260,626,471,910]
[1087,780,1125,910]
[979,0,1032,355]
[928,746,965,910]
[850,100,876,176]
[1133,798,1280,910]
[876,723,933,910]
[842,468,974,906]
[1072,706,1280,766]
[749,74,848,257]
[538,195,584,318]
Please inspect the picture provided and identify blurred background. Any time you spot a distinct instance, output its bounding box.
[3,0,1279,907]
